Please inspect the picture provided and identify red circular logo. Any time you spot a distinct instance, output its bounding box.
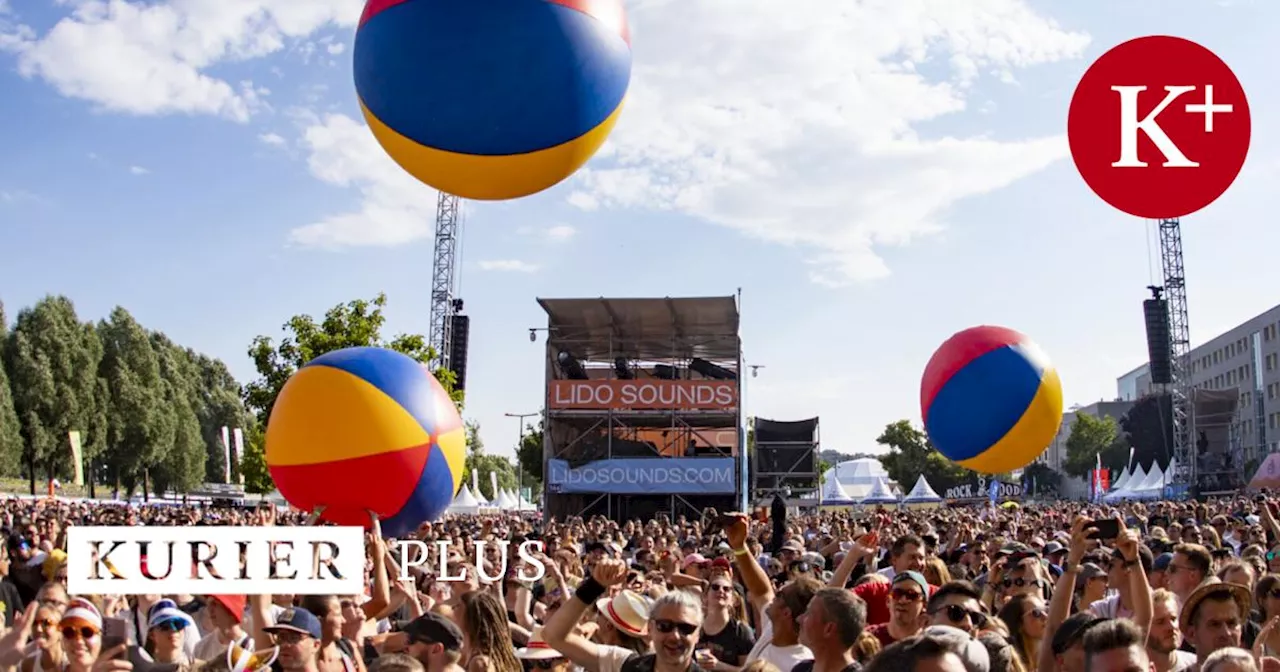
[1067,35,1250,219]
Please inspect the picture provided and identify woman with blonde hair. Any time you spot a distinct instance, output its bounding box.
[922,557,951,587]
[20,601,65,672]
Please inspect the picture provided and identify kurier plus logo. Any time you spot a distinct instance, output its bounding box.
[1067,35,1251,218]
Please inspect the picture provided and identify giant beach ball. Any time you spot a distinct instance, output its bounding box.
[266,347,465,537]
[920,326,1063,474]
[353,0,632,201]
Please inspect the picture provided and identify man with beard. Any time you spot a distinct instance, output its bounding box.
[1145,590,1195,672]
[794,588,868,672]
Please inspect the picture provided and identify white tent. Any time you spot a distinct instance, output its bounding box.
[1109,466,1131,493]
[902,476,943,503]
[1105,463,1147,501]
[821,458,900,500]
[448,485,481,516]
[819,477,854,505]
[860,477,900,505]
[1127,463,1167,500]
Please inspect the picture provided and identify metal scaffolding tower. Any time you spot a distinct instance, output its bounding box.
[428,192,462,372]
[1158,218,1195,490]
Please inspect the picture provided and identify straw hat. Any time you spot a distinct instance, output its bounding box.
[515,626,563,661]
[1180,578,1251,630]
[595,590,650,637]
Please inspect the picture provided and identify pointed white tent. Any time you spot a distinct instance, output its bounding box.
[860,477,900,505]
[1106,463,1147,501]
[820,459,900,501]
[494,489,516,510]
[903,476,943,503]
[449,485,481,516]
[820,477,854,505]
[1110,466,1131,492]
[1128,462,1166,500]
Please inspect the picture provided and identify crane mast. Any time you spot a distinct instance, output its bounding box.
[429,192,462,373]
[1157,218,1194,494]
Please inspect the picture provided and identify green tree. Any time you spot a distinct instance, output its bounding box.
[6,296,102,492]
[0,301,23,476]
[148,334,207,495]
[461,422,517,501]
[514,419,544,493]
[1021,461,1063,497]
[97,307,168,496]
[185,352,250,483]
[240,294,458,494]
[239,425,273,494]
[876,419,971,492]
[1063,413,1122,479]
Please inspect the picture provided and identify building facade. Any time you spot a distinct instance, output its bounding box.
[1116,302,1280,468]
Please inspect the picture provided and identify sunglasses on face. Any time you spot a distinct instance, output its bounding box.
[709,584,733,593]
[1027,608,1048,620]
[1002,577,1032,589]
[932,604,987,627]
[274,631,308,645]
[61,626,98,641]
[153,620,185,633]
[891,588,923,602]
[654,619,698,636]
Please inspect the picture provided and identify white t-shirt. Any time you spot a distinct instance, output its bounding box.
[744,619,812,671]
[596,644,636,672]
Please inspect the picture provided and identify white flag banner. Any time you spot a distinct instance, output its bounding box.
[232,429,245,485]
[489,472,498,503]
[220,427,231,483]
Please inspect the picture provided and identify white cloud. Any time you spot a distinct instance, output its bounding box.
[557,0,1090,284]
[286,0,1089,283]
[478,260,540,273]
[544,225,576,241]
[4,0,1090,283]
[326,42,345,55]
[129,165,148,175]
[259,132,286,147]
[0,0,360,120]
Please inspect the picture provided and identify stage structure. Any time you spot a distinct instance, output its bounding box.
[539,296,742,521]
[751,418,820,501]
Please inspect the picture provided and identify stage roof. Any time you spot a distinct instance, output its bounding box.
[537,296,740,361]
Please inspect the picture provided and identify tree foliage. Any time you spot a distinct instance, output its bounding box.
[0,295,253,497]
[515,420,544,494]
[875,419,975,492]
[239,293,462,494]
[461,422,517,501]
[1063,413,1123,479]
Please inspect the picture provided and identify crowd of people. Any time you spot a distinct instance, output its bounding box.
[0,494,1278,672]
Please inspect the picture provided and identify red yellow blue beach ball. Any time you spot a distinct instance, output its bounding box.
[266,347,466,536]
[920,326,1064,474]
[353,0,632,201]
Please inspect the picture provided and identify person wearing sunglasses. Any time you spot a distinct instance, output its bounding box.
[543,558,705,672]
[143,599,196,666]
[20,601,65,672]
[865,572,929,647]
[57,598,106,672]
[925,583,986,635]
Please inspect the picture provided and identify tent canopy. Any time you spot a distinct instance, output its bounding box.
[903,475,942,502]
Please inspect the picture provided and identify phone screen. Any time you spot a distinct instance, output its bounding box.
[102,617,129,653]
[1086,520,1121,540]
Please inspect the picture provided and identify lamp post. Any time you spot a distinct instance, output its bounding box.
[505,411,540,507]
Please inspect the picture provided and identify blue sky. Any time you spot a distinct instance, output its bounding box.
[0,0,1277,461]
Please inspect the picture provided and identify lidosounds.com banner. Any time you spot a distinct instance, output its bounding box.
[66,526,366,596]
[547,457,736,495]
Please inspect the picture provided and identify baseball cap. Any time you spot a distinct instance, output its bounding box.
[1043,542,1066,556]
[1079,563,1107,581]
[403,612,464,652]
[1153,553,1174,572]
[264,607,322,640]
[1051,612,1107,655]
[892,570,931,596]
